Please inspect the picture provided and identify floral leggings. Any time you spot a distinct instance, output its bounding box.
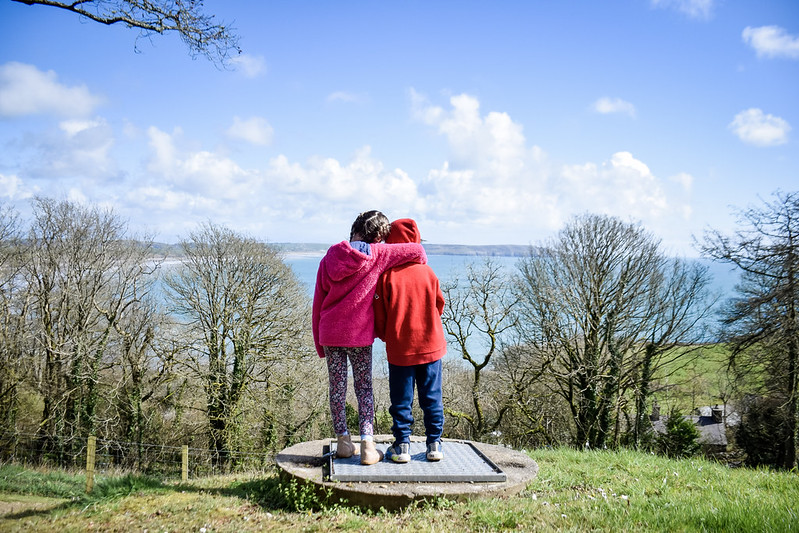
[324,345,374,437]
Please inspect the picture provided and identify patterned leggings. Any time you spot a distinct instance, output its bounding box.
[324,345,374,437]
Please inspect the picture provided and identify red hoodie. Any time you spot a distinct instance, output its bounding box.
[373,219,447,366]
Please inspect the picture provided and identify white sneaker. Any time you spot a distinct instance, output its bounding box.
[386,442,411,463]
[426,441,443,461]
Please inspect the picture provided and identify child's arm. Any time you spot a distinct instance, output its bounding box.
[372,242,427,272]
[311,263,328,358]
[435,278,445,316]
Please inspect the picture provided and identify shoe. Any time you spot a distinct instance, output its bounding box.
[426,441,443,462]
[386,442,411,463]
[335,434,355,458]
[360,440,384,465]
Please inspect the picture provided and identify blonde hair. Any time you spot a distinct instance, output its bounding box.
[349,210,390,243]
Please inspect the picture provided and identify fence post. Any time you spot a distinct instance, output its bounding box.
[182,445,189,482]
[85,436,96,494]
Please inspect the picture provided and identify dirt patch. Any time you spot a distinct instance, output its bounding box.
[0,494,69,518]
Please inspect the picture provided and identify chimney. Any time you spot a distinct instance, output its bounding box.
[650,402,660,421]
[711,406,723,424]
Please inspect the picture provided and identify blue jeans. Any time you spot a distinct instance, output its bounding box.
[388,359,444,445]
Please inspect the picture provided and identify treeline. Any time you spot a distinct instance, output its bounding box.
[437,192,798,470]
[1,192,796,471]
[0,197,327,469]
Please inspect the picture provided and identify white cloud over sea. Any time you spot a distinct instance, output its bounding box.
[0,63,699,251]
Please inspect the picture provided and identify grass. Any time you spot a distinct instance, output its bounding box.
[654,344,736,412]
[2,448,798,532]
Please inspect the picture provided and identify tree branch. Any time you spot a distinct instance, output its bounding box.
[11,0,241,66]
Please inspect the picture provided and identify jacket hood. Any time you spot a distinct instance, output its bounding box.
[386,219,421,244]
[323,241,371,281]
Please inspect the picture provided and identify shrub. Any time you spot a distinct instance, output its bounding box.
[657,411,701,459]
[736,395,792,468]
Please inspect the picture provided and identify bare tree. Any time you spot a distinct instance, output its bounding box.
[515,214,714,449]
[104,291,181,465]
[24,197,158,463]
[0,204,27,442]
[163,222,311,464]
[700,190,799,469]
[493,344,570,448]
[11,0,241,65]
[441,258,519,439]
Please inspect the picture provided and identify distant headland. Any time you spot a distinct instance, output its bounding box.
[151,242,535,258]
[271,243,534,257]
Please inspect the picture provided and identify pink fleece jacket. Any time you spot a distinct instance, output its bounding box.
[312,240,427,357]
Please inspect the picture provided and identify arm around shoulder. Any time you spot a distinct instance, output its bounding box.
[373,242,427,269]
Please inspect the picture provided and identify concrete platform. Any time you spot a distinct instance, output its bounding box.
[275,435,538,510]
[328,440,506,483]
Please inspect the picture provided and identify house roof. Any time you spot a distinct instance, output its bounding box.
[651,405,737,448]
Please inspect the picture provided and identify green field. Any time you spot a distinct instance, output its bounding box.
[2,447,797,532]
[650,344,740,414]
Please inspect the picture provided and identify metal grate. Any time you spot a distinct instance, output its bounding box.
[327,441,506,483]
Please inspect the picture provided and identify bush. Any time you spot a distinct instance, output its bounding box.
[657,411,701,459]
[736,395,792,468]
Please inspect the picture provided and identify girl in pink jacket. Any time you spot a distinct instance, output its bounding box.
[312,210,427,465]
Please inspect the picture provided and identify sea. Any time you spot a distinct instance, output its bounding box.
[285,251,741,366]
[284,252,741,302]
[284,252,521,298]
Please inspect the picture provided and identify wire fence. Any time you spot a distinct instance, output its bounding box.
[0,431,275,484]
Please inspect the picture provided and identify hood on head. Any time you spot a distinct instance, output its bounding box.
[386,219,421,244]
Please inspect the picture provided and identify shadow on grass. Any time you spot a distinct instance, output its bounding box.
[2,467,341,520]
[0,474,174,520]
[1,473,171,521]
[185,474,342,513]
[1,499,75,521]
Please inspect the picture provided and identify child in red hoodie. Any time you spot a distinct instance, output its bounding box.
[373,219,446,462]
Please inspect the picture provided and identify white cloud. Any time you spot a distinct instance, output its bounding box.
[0,62,102,118]
[560,152,668,219]
[59,118,106,137]
[409,90,560,236]
[411,90,533,182]
[230,54,267,77]
[266,146,420,207]
[2,88,697,249]
[130,135,427,242]
[146,126,179,175]
[226,116,274,146]
[742,26,799,59]
[0,173,34,200]
[117,126,279,238]
[8,117,117,182]
[67,187,89,205]
[670,172,694,192]
[650,0,714,20]
[56,118,115,175]
[406,89,696,244]
[327,91,362,103]
[146,126,255,197]
[729,108,791,146]
[592,97,636,118]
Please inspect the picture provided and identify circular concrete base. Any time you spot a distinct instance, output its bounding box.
[275,435,538,511]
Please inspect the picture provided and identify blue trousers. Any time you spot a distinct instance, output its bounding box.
[388,359,444,445]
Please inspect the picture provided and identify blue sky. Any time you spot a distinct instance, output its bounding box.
[0,0,797,255]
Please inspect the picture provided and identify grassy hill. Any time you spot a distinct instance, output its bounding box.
[2,447,796,532]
